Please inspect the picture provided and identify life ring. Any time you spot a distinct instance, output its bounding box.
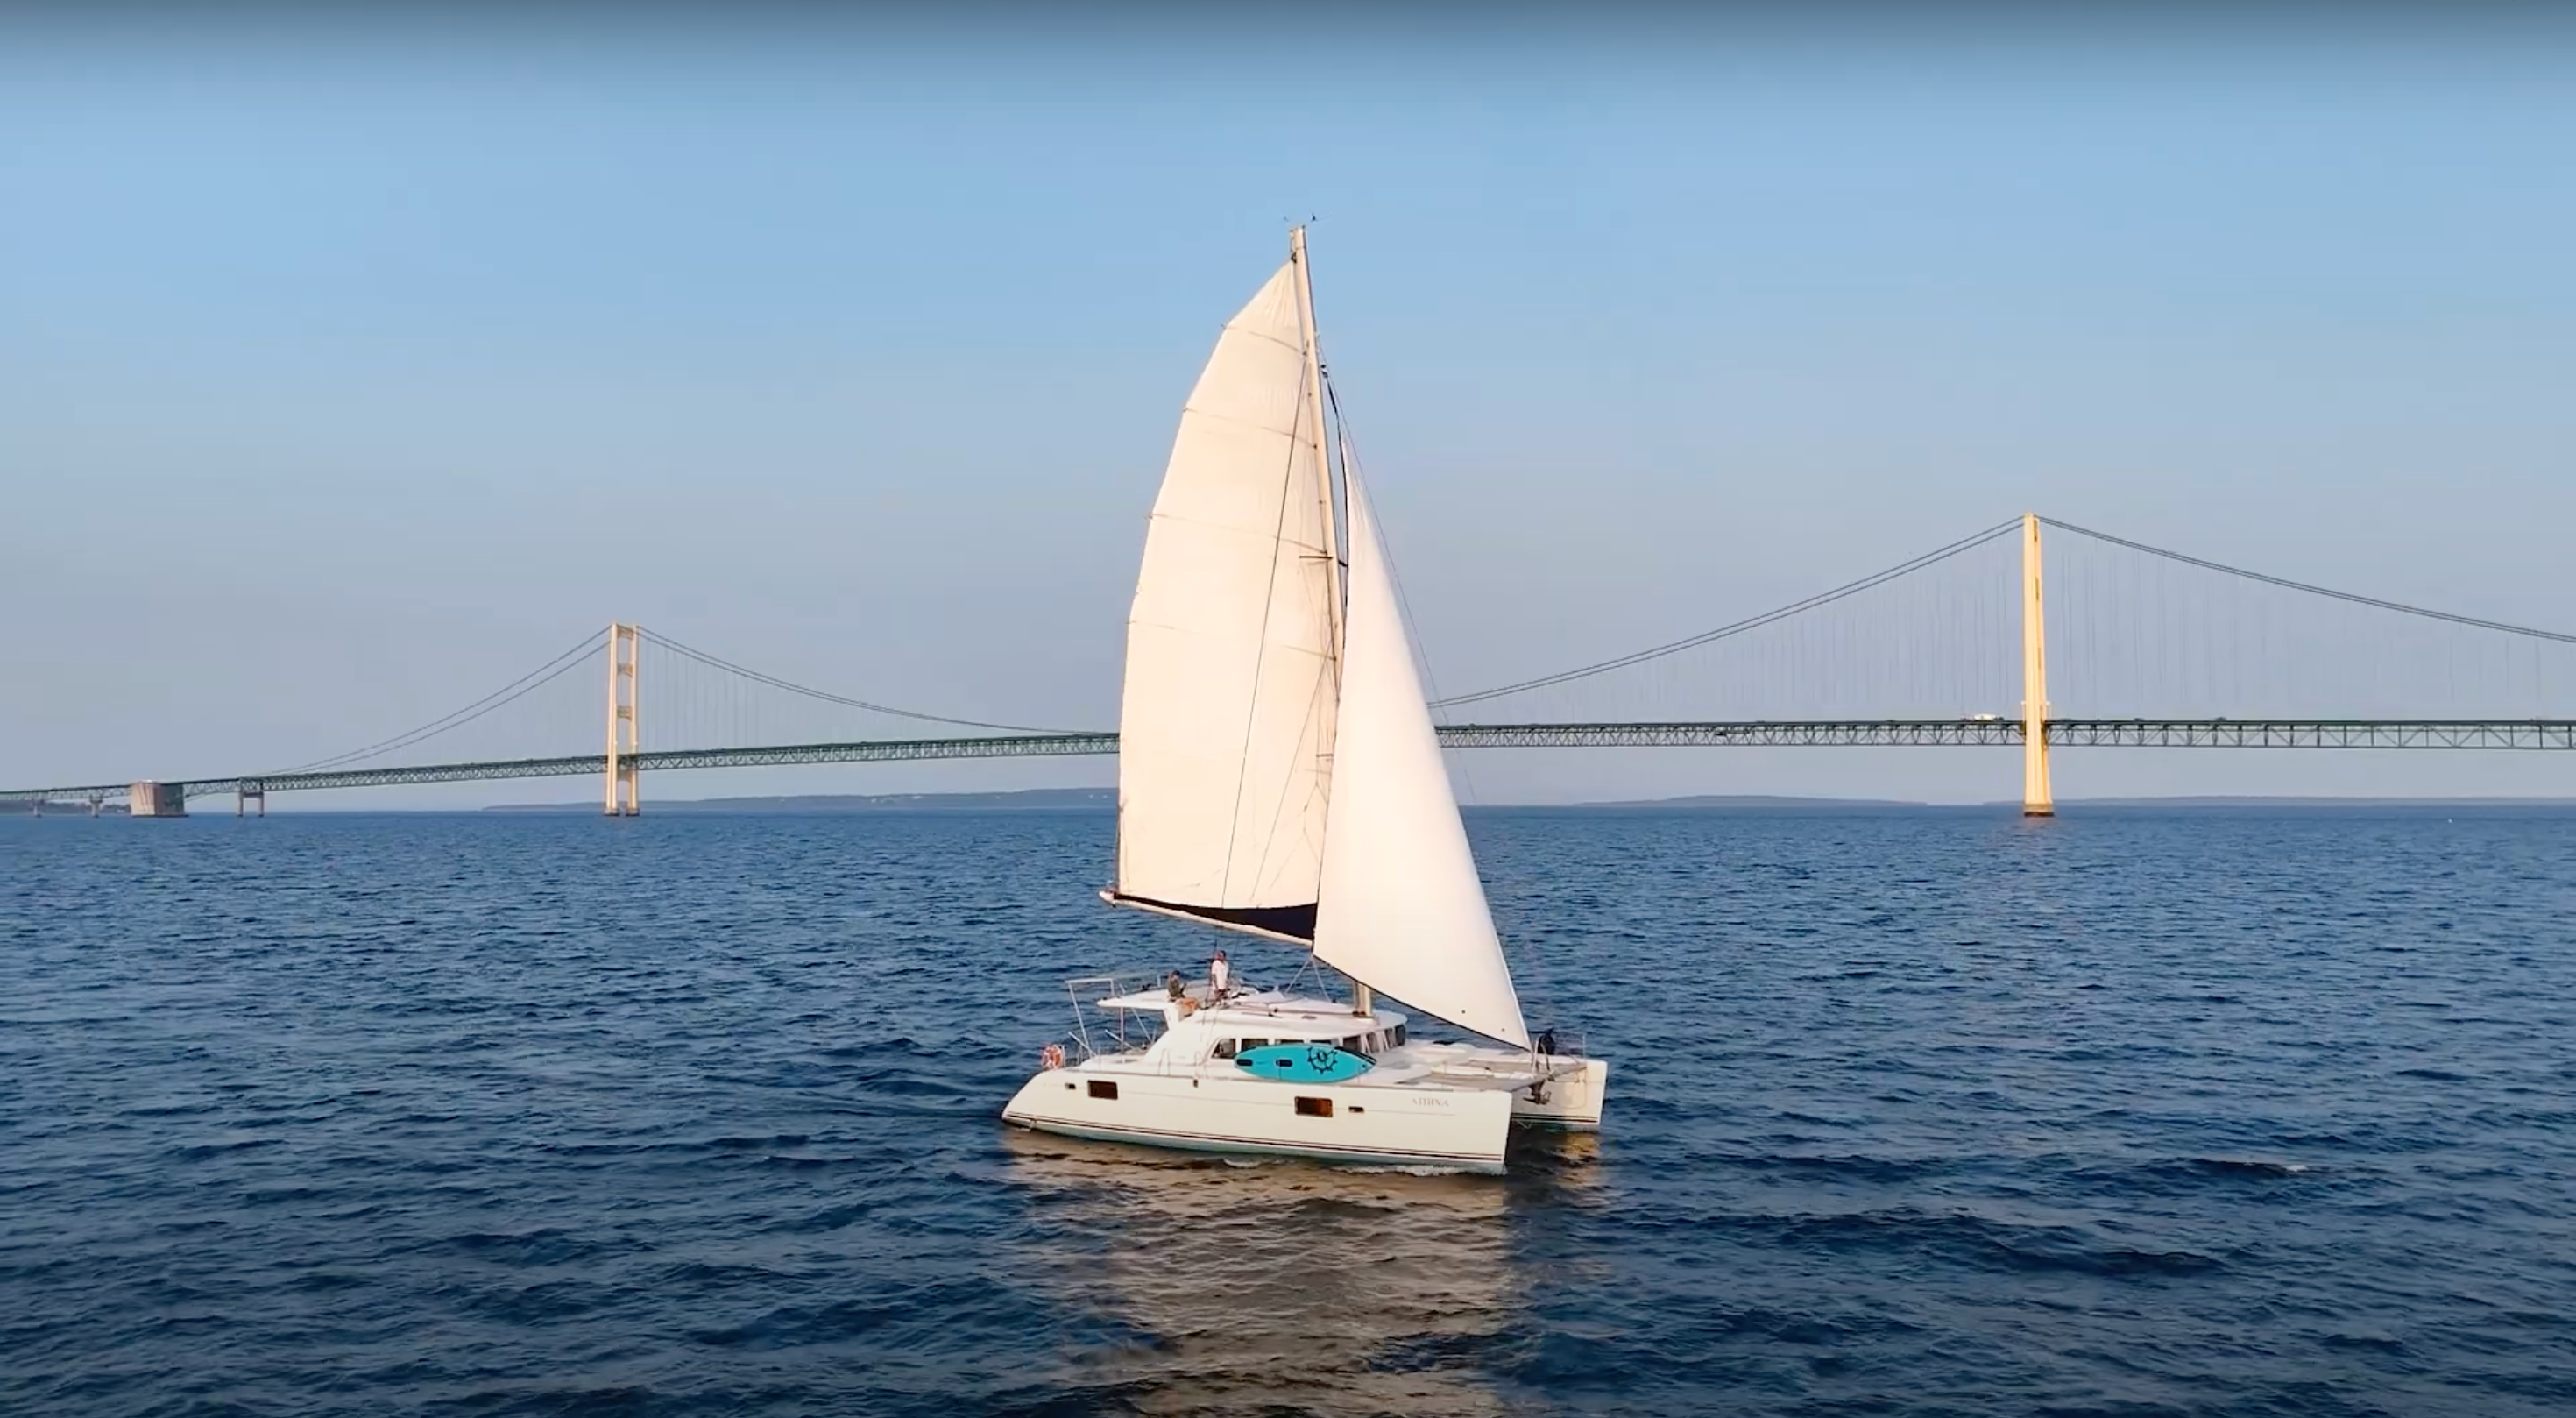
[1039,1043,1066,1071]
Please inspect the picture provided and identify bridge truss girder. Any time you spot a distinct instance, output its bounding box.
[5,720,2571,806]
[1445,720,2576,751]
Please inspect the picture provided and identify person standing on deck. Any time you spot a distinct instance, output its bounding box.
[1208,949,1230,1001]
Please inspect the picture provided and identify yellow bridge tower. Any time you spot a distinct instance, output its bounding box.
[605,622,640,816]
[2020,514,2054,817]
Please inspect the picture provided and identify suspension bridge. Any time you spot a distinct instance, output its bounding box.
[10,514,2572,818]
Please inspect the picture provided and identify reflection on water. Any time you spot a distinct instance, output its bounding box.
[12,812,2568,1414]
[1001,1129,1597,1417]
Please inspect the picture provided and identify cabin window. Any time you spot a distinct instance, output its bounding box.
[1213,1039,1237,1059]
[1295,1096,1334,1117]
[1241,1039,1270,1050]
[1389,1024,1408,1047]
[1339,1035,1363,1054]
[1087,1081,1118,1100]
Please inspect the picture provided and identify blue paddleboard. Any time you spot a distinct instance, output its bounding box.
[1234,1043,1373,1083]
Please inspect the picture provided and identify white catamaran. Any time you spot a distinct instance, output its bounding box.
[1002,230,1610,1173]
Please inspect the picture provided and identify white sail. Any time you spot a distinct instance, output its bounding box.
[1313,468,1531,1049]
[1111,262,1338,940]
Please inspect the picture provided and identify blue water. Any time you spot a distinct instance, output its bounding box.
[4,807,2572,1416]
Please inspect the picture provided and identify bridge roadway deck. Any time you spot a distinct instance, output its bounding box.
[7,720,2573,805]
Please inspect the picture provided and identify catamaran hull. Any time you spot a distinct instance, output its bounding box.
[1002,1069,1515,1173]
[1510,1057,1610,1131]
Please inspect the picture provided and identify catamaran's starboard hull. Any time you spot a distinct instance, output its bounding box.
[1002,1068,1514,1173]
[1510,1057,1610,1131]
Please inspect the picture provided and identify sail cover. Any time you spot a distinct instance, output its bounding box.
[1111,262,1338,940]
[1313,469,1531,1048]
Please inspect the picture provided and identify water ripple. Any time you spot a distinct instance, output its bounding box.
[3,806,2572,1416]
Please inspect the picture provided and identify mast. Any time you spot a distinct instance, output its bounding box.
[1291,225,1371,1020]
[1289,226,1344,670]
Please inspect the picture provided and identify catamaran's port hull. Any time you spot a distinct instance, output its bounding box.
[1002,1069,1514,1173]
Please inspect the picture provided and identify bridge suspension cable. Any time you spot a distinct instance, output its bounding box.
[266,630,601,776]
[2038,517,2576,646]
[632,628,1072,735]
[1430,517,2024,708]
[267,623,1074,781]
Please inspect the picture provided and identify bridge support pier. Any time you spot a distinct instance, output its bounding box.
[2020,513,2054,817]
[237,786,265,818]
[605,622,640,816]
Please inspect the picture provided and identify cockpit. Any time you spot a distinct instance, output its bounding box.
[1054,975,1414,1071]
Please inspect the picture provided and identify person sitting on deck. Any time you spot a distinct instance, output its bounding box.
[1166,970,1186,1001]
[1208,949,1231,1001]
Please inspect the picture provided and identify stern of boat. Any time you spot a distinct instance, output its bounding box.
[1510,1056,1609,1131]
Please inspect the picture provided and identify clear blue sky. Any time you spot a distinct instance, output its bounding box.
[6,11,2572,804]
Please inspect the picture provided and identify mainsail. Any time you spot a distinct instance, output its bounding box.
[1109,262,1338,941]
[1312,467,1532,1049]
